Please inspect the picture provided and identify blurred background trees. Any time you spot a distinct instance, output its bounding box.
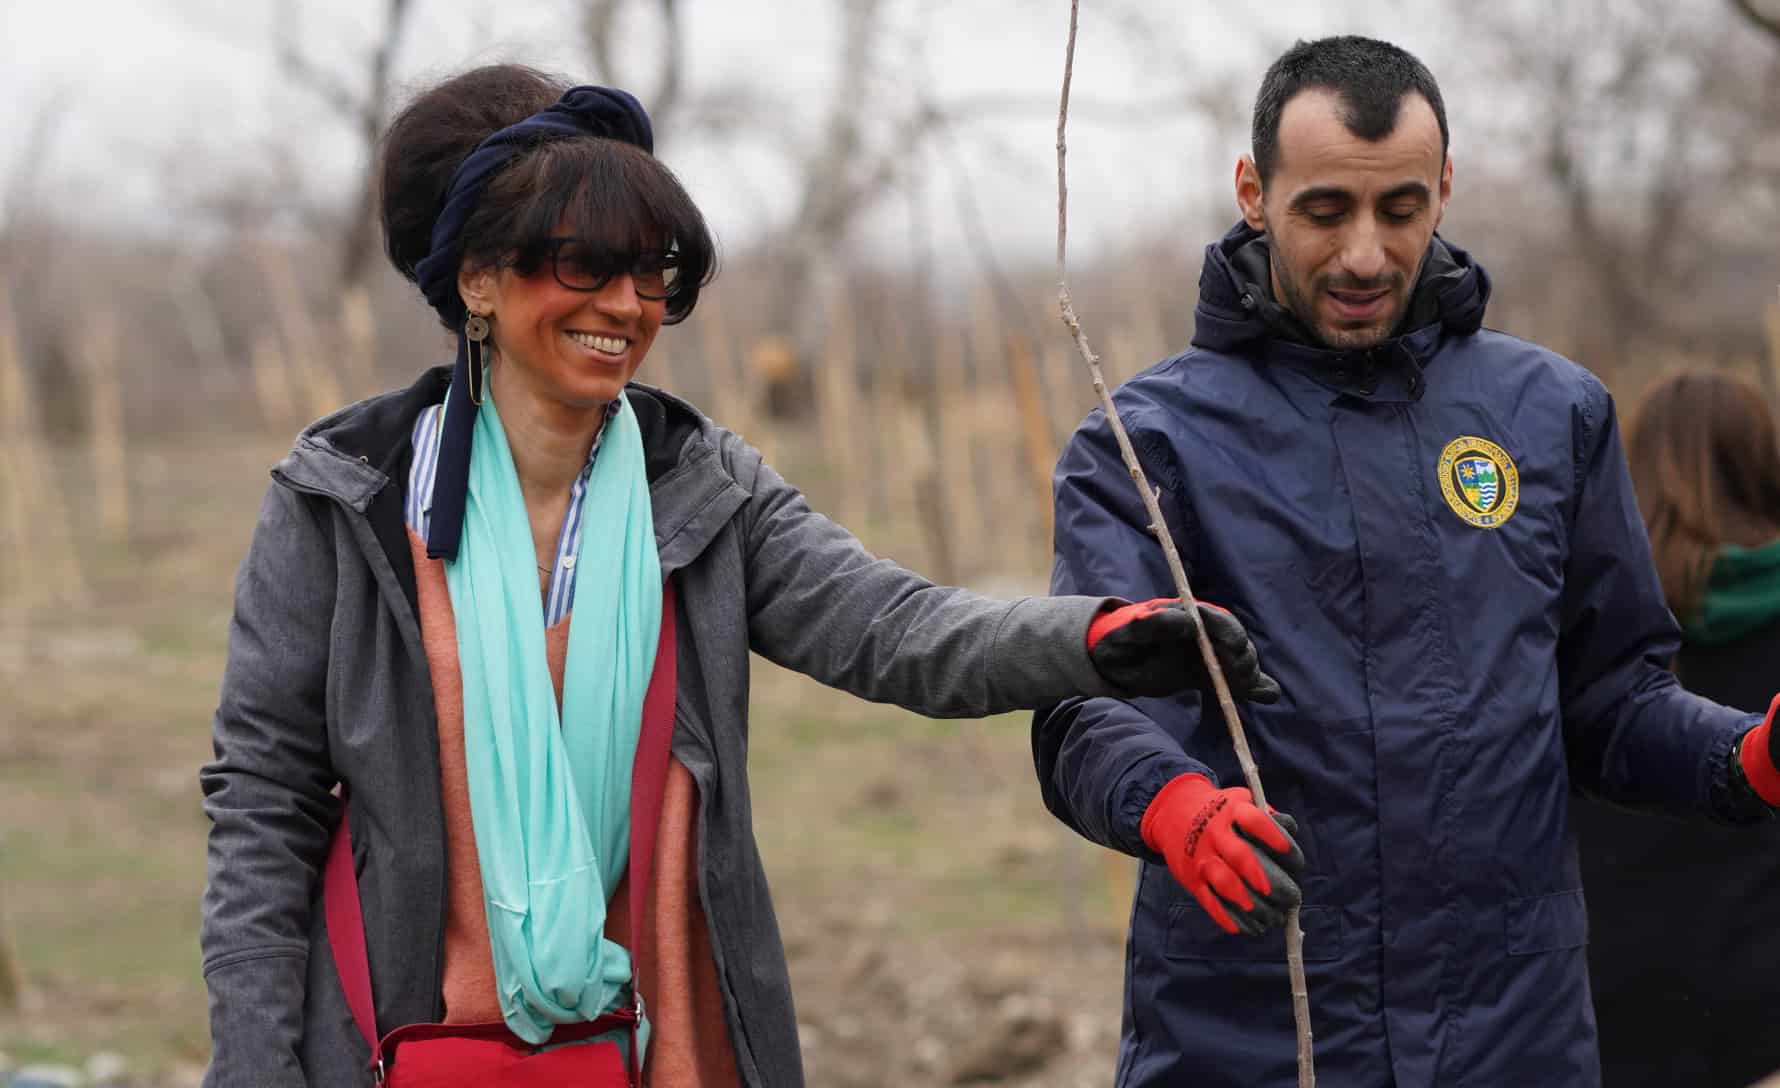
[2,0,1772,446]
[0,1,1776,1081]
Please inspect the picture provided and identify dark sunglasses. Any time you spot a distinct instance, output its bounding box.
[533,238,681,300]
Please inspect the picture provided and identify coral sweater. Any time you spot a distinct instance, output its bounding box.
[410,532,738,1083]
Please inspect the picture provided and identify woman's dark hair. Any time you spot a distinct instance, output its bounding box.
[1628,369,1780,624]
[380,64,716,325]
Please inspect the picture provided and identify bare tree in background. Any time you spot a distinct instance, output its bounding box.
[583,0,686,126]
[1454,0,1780,372]
[1730,0,1780,43]
[276,0,416,291]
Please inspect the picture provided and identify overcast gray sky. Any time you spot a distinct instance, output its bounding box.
[4,0,1455,261]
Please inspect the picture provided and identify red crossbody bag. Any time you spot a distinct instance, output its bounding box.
[323,581,678,1087]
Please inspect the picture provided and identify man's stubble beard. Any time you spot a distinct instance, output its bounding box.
[1268,242,1425,352]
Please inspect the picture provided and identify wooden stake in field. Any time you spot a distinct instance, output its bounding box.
[816,282,866,530]
[0,881,23,1013]
[249,332,296,431]
[257,242,344,421]
[699,293,767,462]
[0,278,87,611]
[340,284,379,403]
[82,312,130,543]
[965,286,1029,568]
[1003,333,1058,507]
[933,319,981,577]
[1042,340,1090,449]
[1053,4,1315,1084]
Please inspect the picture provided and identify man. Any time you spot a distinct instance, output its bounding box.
[1033,35,1780,1087]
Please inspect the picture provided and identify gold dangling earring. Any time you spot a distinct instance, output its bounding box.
[464,312,491,405]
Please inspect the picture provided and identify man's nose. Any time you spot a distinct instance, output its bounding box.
[1339,221,1388,283]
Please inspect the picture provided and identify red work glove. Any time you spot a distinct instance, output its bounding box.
[1737,694,1780,806]
[1140,772,1306,936]
[1087,598,1282,702]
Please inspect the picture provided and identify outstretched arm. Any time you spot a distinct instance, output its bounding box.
[729,428,1114,717]
[727,425,1267,718]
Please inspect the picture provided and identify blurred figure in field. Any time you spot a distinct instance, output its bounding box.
[1575,369,1780,1088]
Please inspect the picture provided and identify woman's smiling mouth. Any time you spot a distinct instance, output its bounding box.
[565,330,631,357]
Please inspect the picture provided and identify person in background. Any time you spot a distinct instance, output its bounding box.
[197,64,1267,1088]
[1574,369,1780,1088]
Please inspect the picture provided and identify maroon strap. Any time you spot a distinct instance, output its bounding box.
[629,579,678,951]
[324,783,379,1055]
[325,578,680,1056]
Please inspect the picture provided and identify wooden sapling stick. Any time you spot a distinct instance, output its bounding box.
[1052,4,1315,1085]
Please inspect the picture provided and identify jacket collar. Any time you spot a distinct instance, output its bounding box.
[1190,220,1492,403]
[272,366,749,581]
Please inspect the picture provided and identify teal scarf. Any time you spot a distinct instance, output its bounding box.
[1683,537,1780,648]
[445,389,661,1046]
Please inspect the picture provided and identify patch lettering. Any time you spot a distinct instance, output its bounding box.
[1438,435,1520,529]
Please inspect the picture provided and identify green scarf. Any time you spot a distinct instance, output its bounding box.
[1683,537,1780,648]
[445,389,661,1046]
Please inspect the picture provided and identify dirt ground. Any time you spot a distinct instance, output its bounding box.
[0,428,1133,1086]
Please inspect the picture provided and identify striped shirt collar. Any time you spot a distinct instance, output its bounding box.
[406,398,621,627]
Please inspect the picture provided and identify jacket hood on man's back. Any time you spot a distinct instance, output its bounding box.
[1190,220,1492,359]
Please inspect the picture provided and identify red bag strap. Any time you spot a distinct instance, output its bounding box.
[324,785,379,1054]
[325,578,680,1055]
[629,578,678,951]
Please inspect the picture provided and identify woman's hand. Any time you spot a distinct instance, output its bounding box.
[1086,598,1282,702]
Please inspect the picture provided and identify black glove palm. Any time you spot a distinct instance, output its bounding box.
[1088,598,1281,702]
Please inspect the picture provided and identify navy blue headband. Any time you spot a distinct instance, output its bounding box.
[415,85,653,560]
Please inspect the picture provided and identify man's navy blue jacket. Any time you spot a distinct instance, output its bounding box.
[1035,223,1766,1087]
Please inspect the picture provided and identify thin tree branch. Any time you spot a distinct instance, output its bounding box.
[1053,3,1315,1084]
[584,0,622,84]
[339,0,414,289]
[651,0,685,124]
[275,23,366,124]
[1730,0,1780,43]
[582,0,684,125]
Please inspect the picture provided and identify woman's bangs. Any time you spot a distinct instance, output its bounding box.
[504,138,716,322]
[558,174,674,256]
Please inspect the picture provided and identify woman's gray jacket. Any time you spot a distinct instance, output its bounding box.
[198,368,1117,1087]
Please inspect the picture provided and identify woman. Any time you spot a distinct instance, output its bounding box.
[197,65,1279,1087]
[1575,368,1780,1087]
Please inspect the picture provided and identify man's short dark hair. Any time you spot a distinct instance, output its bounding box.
[1251,36,1449,184]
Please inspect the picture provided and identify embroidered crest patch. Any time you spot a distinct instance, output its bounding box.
[1438,436,1520,529]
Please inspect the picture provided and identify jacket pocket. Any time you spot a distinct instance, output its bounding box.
[1164,903,1344,963]
[1504,889,1588,954]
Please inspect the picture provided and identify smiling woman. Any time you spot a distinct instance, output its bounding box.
[193,62,1265,1088]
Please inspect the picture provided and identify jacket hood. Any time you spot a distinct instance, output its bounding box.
[276,365,716,509]
[269,367,746,611]
[1684,537,1780,648]
[1190,220,1491,362]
